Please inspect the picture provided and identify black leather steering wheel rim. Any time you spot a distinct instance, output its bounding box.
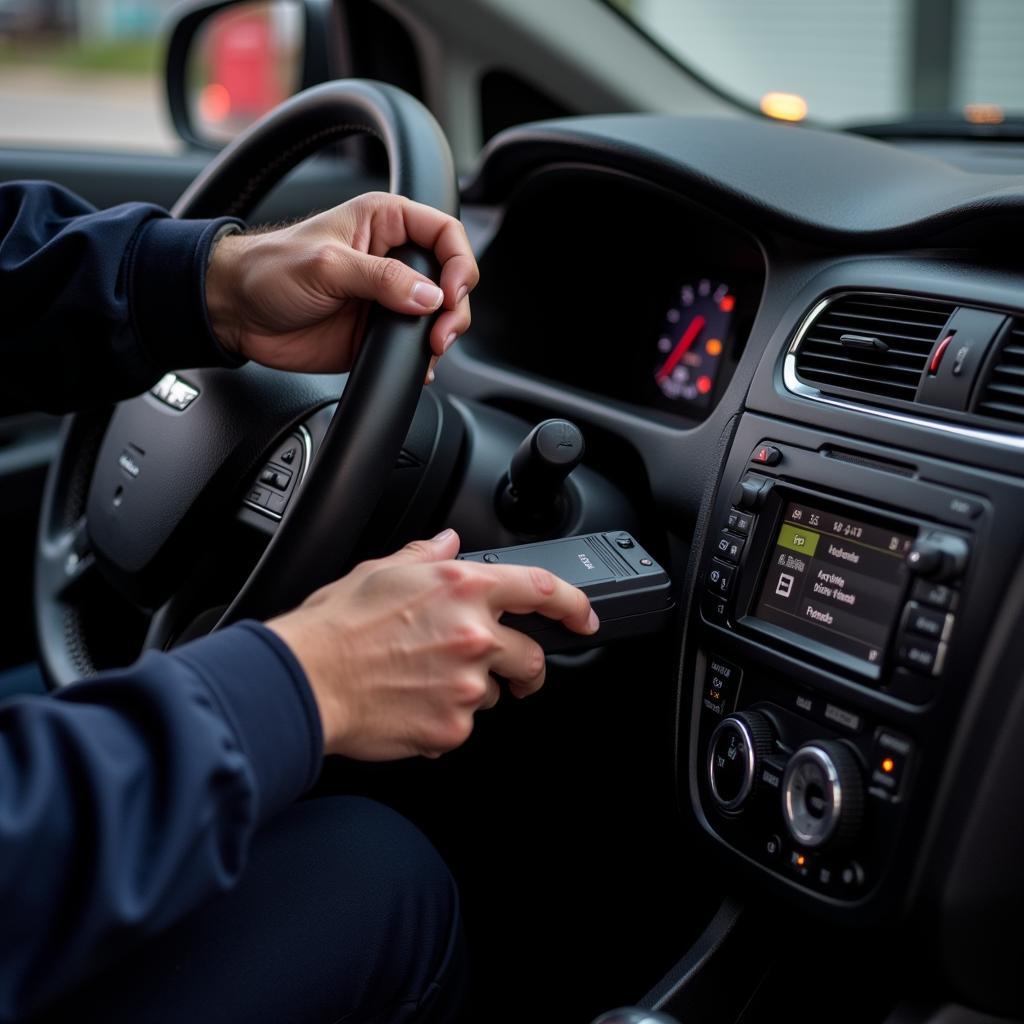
[35,80,458,687]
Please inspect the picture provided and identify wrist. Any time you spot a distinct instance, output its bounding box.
[205,229,247,357]
[266,610,349,756]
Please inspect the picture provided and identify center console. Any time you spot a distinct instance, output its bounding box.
[686,412,1024,918]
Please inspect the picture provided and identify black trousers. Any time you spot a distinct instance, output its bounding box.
[37,797,465,1024]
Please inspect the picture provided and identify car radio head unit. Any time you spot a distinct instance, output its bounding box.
[751,500,914,669]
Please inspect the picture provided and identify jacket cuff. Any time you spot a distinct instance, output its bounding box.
[170,621,323,823]
[128,214,246,373]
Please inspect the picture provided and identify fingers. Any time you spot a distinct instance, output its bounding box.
[481,565,599,635]
[339,249,445,316]
[347,193,479,312]
[391,196,480,310]
[490,625,547,699]
[381,528,461,566]
[430,293,471,357]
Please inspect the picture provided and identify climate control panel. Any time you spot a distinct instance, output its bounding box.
[696,651,913,901]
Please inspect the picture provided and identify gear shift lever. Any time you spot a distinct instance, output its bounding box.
[498,418,585,533]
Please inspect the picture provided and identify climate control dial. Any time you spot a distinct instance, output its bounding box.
[782,740,864,849]
[707,711,774,812]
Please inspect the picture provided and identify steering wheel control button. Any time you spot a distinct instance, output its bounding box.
[707,559,735,596]
[714,530,745,564]
[707,711,774,812]
[247,486,271,508]
[911,579,959,611]
[726,508,753,535]
[704,656,742,716]
[751,443,782,467]
[782,741,864,849]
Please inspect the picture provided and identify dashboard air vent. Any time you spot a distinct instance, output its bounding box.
[795,294,955,402]
[973,320,1024,425]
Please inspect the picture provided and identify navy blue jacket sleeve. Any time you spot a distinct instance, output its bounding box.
[0,180,244,415]
[0,621,322,1022]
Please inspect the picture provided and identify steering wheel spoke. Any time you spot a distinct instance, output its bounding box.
[40,516,96,602]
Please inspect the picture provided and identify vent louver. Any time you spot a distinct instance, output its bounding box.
[795,294,955,402]
[973,320,1024,425]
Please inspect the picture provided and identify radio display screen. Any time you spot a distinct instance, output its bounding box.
[753,500,914,666]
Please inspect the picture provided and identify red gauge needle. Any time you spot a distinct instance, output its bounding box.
[656,314,706,383]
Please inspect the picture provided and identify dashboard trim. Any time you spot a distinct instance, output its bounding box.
[783,293,1024,453]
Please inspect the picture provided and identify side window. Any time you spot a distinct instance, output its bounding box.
[0,0,177,152]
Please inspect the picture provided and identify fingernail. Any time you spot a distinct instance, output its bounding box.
[456,284,468,303]
[442,331,458,353]
[587,609,600,633]
[411,281,444,310]
[426,369,436,384]
[432,528,455,543]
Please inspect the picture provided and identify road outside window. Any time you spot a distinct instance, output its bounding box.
[0,0,180,151]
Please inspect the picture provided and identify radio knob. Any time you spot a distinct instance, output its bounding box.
[906,531,970,582]
[781,740,864,849]
[707,711,775,812]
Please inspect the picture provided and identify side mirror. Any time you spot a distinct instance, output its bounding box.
[165,0,334,149]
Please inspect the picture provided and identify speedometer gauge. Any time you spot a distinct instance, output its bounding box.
[653,278,735,410]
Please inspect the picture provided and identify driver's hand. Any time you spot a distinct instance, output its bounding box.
[266,529,599,761]
[204,192,478,380]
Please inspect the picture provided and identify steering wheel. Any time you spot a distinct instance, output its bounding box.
[34,80,458,689]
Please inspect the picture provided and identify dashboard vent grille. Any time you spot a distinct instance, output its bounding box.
[795,293,955,402]
[973,320,1024,425]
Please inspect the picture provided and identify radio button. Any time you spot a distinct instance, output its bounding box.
[911,579,959,611]
[726,508,753,535]
[701,590,729,627]
[903,602,952,641]
[732,475,772,511]
[870,730,912,797]
[897,635,942,675]
[707,559,735,596]
[705,656,741,715]
[714,530,746,563]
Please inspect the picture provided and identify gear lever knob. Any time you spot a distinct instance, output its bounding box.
[499,418,585,533]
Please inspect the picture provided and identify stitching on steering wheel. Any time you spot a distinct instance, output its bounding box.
[226,123,385,217]
[63,606,95,677]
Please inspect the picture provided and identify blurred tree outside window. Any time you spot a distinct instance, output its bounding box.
[0,0,180,152]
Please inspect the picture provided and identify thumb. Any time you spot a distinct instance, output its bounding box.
[385,528,461,566]
[341,250,444,315]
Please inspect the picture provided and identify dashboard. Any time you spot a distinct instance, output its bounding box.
[461,169,763,425]
[442,114,1024,1019]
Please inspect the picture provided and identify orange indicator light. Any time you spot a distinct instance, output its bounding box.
[719,295,735,312]
[882,757,895,774]
[705,338,724,357]
[964,103,1004,125]
[796,854,806,867]
[760,92,808,122]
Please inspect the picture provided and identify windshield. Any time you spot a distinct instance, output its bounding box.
[607,0,1024,129]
